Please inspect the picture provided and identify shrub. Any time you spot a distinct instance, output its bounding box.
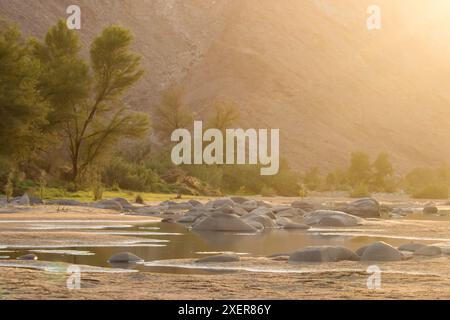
[412,184,449,199]
[350,183,371,198]
[135,195,144,204]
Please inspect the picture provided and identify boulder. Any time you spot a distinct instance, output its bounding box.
[195,253,240,263]
[207,198,235,208]
[272,205,292,213]
[17,254,38,261]
[230,197,250,204]
[108,252,143,263]
[13,194,30,206]
[289,246,359,263]
[360,242,404,261]
[29,196,44,205]
[256,200,273,208]
[291,201,315,211]
[247,220,264,231]
[112,198,134,210]
[423,206,439,214]
[192,213,258,232]
[232,205,249,216]
[241,200,258,212]
[303,210,362,227]
[276,217,294,227]
[355,245,370,257]
[90,200,123,212]
[168,202,194,211]
[342,198,380,218]
[246,207,276,219]
[276,208,306,219]
[188,199,203,207]
[414,246,442,257]
[398,243,426,252]
[244,214,278,229]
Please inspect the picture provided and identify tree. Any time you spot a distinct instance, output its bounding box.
[303,167,321,191]
[348,151,371,187]
[35,21,149,186]
[153,87,192,142]
[206,101,240,132]
[372,152,393,190]
[0,22,48,158]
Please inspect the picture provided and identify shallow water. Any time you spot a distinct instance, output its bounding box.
[0,220,442,274]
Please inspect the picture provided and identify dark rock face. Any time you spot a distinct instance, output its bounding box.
[289,246,359,263]
[342,198,380,218]
[195,253,240,263]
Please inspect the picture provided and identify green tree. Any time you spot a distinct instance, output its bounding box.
[0,22,48,158]
[35,21,149,187]
[153,87,192,142]
[303,167,321,191]
[348,151,371,187]
[206,101,240,132]
[372,152,394,191]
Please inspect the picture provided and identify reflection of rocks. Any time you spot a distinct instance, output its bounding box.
[359,242,404,261]
[195,253,240,263]
[414,246,442,257]
[17,254,38,261]
[303,210,362,227]
[289,246,359,263]
[108,252,143,263]
[398,243,426,252]
[341,198,380,218]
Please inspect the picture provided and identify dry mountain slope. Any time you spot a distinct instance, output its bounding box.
[1,0,449,172]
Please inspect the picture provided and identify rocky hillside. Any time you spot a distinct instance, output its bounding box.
[1,0,450,172]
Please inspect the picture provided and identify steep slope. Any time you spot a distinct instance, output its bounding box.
[1,0,449,172]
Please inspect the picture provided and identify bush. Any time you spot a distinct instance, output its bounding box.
[135,195,144,204]
[350,183,371,198]
[412,184,449,199]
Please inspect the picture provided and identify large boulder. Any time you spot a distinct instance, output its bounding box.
[195,253,240,263]
[245,207,276,219]
[192,213,258,232]
[108,252,143,263]
[168,202,194,211]
[244,214,278,229]
[303,210,362,227]
[241,200,258,212]
[291,201,315,211]
[112,198,134,210]
[276,208,306,219]
[342,198,380,218]
[188,199,203,207]
[276,217,309,229]
[289,246,359,263]
[90,200,123,212]
[13,194,30,206]
[230,197,250,204]
[206,198,236,208]
[359,242,404,261]
[132,206,164,215]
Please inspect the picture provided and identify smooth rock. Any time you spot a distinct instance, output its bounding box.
[241,200,258,212]
[291,201,315,211]
[112,198,134,210]
[192,213,258,232]
[230,197,250,204]
[90,200,123,212]
[289,246,359,263]
[303,210,362,227]
[244,214,278,229]
[360,241,403,261]
[342,198,380,218]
